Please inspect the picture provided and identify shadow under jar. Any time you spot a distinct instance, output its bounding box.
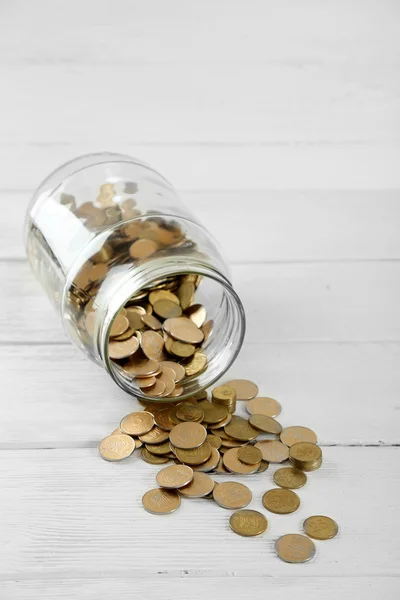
[25,153,245,402]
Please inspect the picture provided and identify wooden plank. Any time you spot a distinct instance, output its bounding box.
[2,577,398,600]
[2,143,399,191]
[0,447,398,577]
[5,190,400,261]
[0,342,399,447]
[1,0,399,64]
[0,262,398,344]
[1,63,399,144]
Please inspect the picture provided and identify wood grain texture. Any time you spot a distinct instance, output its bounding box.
[0,447,398,578]
[0,342,399,447]
[0,261,398,344]
[2,578,398,600]
[4,190,400,261]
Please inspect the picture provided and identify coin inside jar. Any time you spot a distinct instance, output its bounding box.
[156,465,194,489]
[186,303,207,328]
[153,299,182,319]
[110,314,129,337]
[141,313,162,330]
[160,361,185,383]
[229,510,268,537]
[184,352,208,377]
[213,481,252,509]
[108,336,139,360]
[124,354,159,377]
[141,330,167,362]
[246,397,282,417]
[164,317,204,344]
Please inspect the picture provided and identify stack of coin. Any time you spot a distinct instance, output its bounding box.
[289,441,323,472]
[212,385,237,413]
[99,378,335,563]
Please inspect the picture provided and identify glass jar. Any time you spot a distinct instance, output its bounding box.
[25,152,245,401]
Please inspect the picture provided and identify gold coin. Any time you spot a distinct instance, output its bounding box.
[185,352,208,377]
[255,440,289,463]
[202,402,229,425]
[127,304,146,316]
[178,472,215,498]
[186,303,207,328]
[229,510,268,537]
[213,481,252,509]
[246,397,282,417]
[201,320,213,343]
[262,488,300,514]
[237,445,263,465]
[208,412,232,430]
[176,404,204,422]
[207,434,222,450]
[223,447,260,475]
[178,281,195,309]
[111,427,124,435]
[156,372,176,397]
[164,317,204,344]
[140,446,170,465]
[273,467,307,489]
[124,354,159,377]
[110,314,130,338]
[136,376,157,389]
[112,327,135,341]
[224,417,259,442]
[149,290,180,306]
[156,464,194,489]
[142,488,180,514]
[275,534,316,563]
[160,361,185,383]
[224,379,258,401]
[135,438,143,448]
[214,456,230,474]
[280,426,317,447]
[192,447,220,472]
[141,330,167,362]
[303,516,339,540]
[126,310,144,331]
[249,414,282,435]
[108,336,139,360]
[289,442,322,463]
[141,313,162,330]
[154,408,174,431]
[212,385,237,403]
[153,299,182,319]
[120,411,155,436]
[169,422,207,449]
[165,337,196,358]
[145,440,171,455]
[98,433,135,461]
[173,442,212,465]
[139,426,170,444]
[89,263,108,281]
[129,239,159,260]
[143,379,166,397]
[257,460,269,473]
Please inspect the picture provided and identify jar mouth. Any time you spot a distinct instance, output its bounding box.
[97,259,246,402]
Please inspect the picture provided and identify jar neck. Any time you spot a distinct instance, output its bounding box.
[95,255,245,400]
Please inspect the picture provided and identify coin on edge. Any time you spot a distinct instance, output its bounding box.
[142,488,181,515]
[229,510,268,537]
[303,516,339,540]
[213,481,252,509]
[98,433,135,461]
[275,534,316,563]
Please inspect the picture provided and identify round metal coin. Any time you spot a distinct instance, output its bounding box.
[303,516,339,540]
[229,510,268,537]
[213,481,252,509]
[169,422,207,449]
[275,534,316,563]
[156,464,194,489]
[178,472,215,498]
[142,488,181,514]
[120,411,155,436]
[98,433,135,462]
[262,488,300,514]
[273,467,307,489]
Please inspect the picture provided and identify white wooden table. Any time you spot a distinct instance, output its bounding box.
[1,2,399,598]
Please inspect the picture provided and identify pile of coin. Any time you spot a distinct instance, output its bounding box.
[99,378,338,562]
[56,183,216,398]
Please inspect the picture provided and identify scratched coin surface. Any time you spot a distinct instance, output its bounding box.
[273,467,307,489]
[255,440,289,463]
[280,426,317,447]
[169,422,207,449]
[178,472,215,498]
[275,534,316,563]
[120,411,155,436]
[225,379,259,400]
[213,481,252,509]
[262,488,300,514]
[98,433,135,462]
[249,414,282,434]
[156,464,194,489]
[142,488,181,514]
[246,397,282,417]
[303,516,339,540]
[229,510,268,537]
